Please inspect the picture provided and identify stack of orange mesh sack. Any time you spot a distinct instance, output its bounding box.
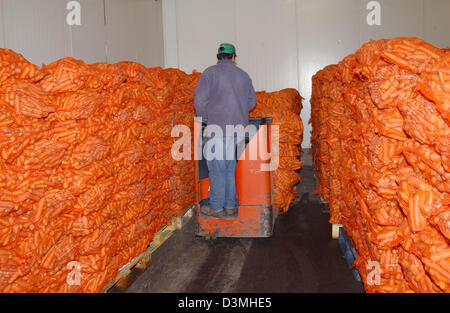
[0,49,199,292]
[251,89,304,212]
[311,37,449,292]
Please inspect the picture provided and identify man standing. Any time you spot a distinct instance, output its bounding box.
[194,43,257,218]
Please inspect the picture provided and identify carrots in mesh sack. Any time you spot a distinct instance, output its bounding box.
[0,49,44,83]
[2,80,55,119]
[311,37,449,293]
[251,89,303,212]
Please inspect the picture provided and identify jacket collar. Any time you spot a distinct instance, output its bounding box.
[217,59,234,65]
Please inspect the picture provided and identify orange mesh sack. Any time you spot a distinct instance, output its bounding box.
[250,89,304,212]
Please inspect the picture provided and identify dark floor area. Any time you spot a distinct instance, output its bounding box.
[126,163,364,293]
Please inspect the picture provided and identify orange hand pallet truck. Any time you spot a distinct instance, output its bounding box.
[193,117,278,238]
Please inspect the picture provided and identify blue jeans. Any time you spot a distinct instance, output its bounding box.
[205,137,243,211]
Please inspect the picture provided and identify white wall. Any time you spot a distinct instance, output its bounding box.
[104,0,164,66]
[423,0,450,48]
[163,0,299,92]
[163,0,450,148]
[0,1,4,49]
[0,0,164,67]
[134,0,164,67]
[1,0,73,66]
[71,0,107,64]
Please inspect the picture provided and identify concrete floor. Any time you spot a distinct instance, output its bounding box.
[125,151,364,293]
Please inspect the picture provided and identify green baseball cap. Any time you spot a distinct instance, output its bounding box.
[218,43,236,55]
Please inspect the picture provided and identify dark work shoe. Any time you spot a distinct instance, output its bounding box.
[200,205,224,218]
[224,207,237,216]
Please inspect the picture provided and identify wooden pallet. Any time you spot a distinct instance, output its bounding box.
[100,205,194,293]
[332,223,342,239]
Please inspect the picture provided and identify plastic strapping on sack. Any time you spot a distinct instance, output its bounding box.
[407,151,449,180]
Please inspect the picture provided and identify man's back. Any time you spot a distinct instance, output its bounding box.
[194,43,256,218]
[194,58,257,135]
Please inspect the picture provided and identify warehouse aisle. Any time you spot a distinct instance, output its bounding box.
[125,154,364,293]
